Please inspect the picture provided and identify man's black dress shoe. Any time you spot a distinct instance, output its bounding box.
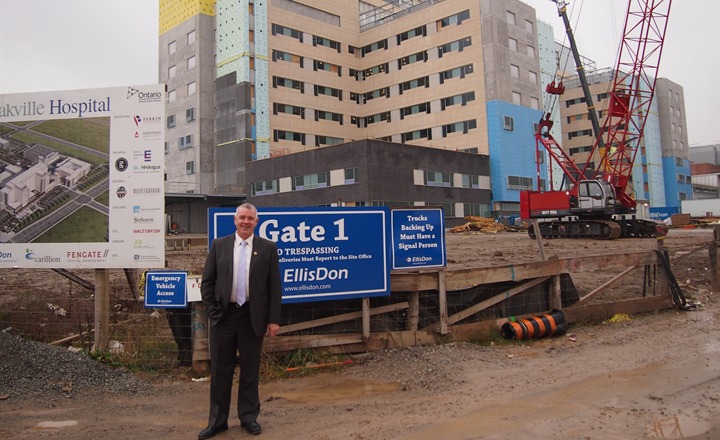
[198,423,228,439]
[241,420,262,435]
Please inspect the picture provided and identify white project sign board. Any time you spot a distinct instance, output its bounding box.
[0,85,165,268]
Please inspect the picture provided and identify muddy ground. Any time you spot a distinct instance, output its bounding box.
[0,227,718,439]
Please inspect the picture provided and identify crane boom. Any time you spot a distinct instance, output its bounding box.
[520,0,672,239]
[589,0,672,208]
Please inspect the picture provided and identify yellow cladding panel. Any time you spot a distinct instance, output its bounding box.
[159,0,215,34]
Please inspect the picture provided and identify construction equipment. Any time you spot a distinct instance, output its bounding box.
[520,0,672,239]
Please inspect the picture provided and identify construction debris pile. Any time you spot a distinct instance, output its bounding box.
[449,217,506,234]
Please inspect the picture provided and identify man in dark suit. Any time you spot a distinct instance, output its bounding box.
[198,203,282,439]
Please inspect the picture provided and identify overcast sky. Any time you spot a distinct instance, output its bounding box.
[1,0,718,146]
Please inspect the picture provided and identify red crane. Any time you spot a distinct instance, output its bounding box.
[520,0,672,239]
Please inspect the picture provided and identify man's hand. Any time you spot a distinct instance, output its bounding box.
[266,323,280,337]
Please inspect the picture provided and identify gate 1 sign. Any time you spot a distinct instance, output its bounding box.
[208,207,391,303]
[391,208,446,269]
[144,271,188,308]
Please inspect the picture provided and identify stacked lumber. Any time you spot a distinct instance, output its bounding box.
[449,216,506,234]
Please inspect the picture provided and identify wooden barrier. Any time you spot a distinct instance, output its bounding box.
[261,250,673,354]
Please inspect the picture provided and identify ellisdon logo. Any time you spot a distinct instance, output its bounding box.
[25,248,60,263]
[0,251,13,259]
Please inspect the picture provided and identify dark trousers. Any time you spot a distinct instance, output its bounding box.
[207,302,264,428]
[166,306,192,363]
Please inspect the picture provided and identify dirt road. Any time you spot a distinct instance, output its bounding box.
[1,228,718,439]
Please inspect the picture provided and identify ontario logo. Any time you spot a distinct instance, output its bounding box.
[25,248,60,263]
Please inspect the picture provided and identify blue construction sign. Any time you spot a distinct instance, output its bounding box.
[144,271,188,308]
[391,208,446,269]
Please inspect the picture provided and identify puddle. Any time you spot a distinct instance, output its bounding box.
[271,379,402,404]
[36,420,78,429]
[646,415,712,439]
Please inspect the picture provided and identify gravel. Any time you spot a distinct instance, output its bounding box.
[0,331,153,405]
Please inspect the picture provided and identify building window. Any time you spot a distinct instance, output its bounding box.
[164,142,169,154]
[362,63,388,80]
[186,161,195,174]
[442,119,477,136]
[361,39,387,56]
[313,35,341,52]
[362,87,389,103]
[439,64,473,83]
[424,171,452,187]
[272,50,303,67]
[169,40,176,54]
[399,76,429,93]
[402,128,432,142]
[187,30,196,45]
[273,76,304,93]
[438,9,470,28]
[168,90,176,102]
[316,136,343,147]
[438,37,472,57]
[678,192,688,200]
[314,84,342,100]
[252,179,279,196]
[274,130,305,144]
[527,45,535,57]
[512,92,521,105]
[464,203,490,217]
[510,64,520,79]
[503,116,514,131]
[186,107,195,122]
[168,65,176,79]
[274,103,305,118]
[529,71,537,84]
[187,82,196,95]
[364,111,391,125]
[400,102,431,118]
[675,157,684,166]
[167,114,176,128]
[441,91,475,109]
[509,38,517,52]
[397,25,426,44]
[508,175,533,190]
[272,24,302,42]
[568,129,593,139]
[345,167,358,184]
[398,51,427,69]
[530,97,540,110]
[187,56,196,70]
[506,11,516,26]
[292,172,329,190]
[313,59,342,76]
[178,134,193,149]
[462,174,479,189]
[315,110,343,124]
[525,19,533,32]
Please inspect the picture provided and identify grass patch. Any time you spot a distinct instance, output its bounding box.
[31,118,110,153]
[262,348,351,381]
[33,206,108,243]
[10,131,105,165]
[95,190,109,206]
